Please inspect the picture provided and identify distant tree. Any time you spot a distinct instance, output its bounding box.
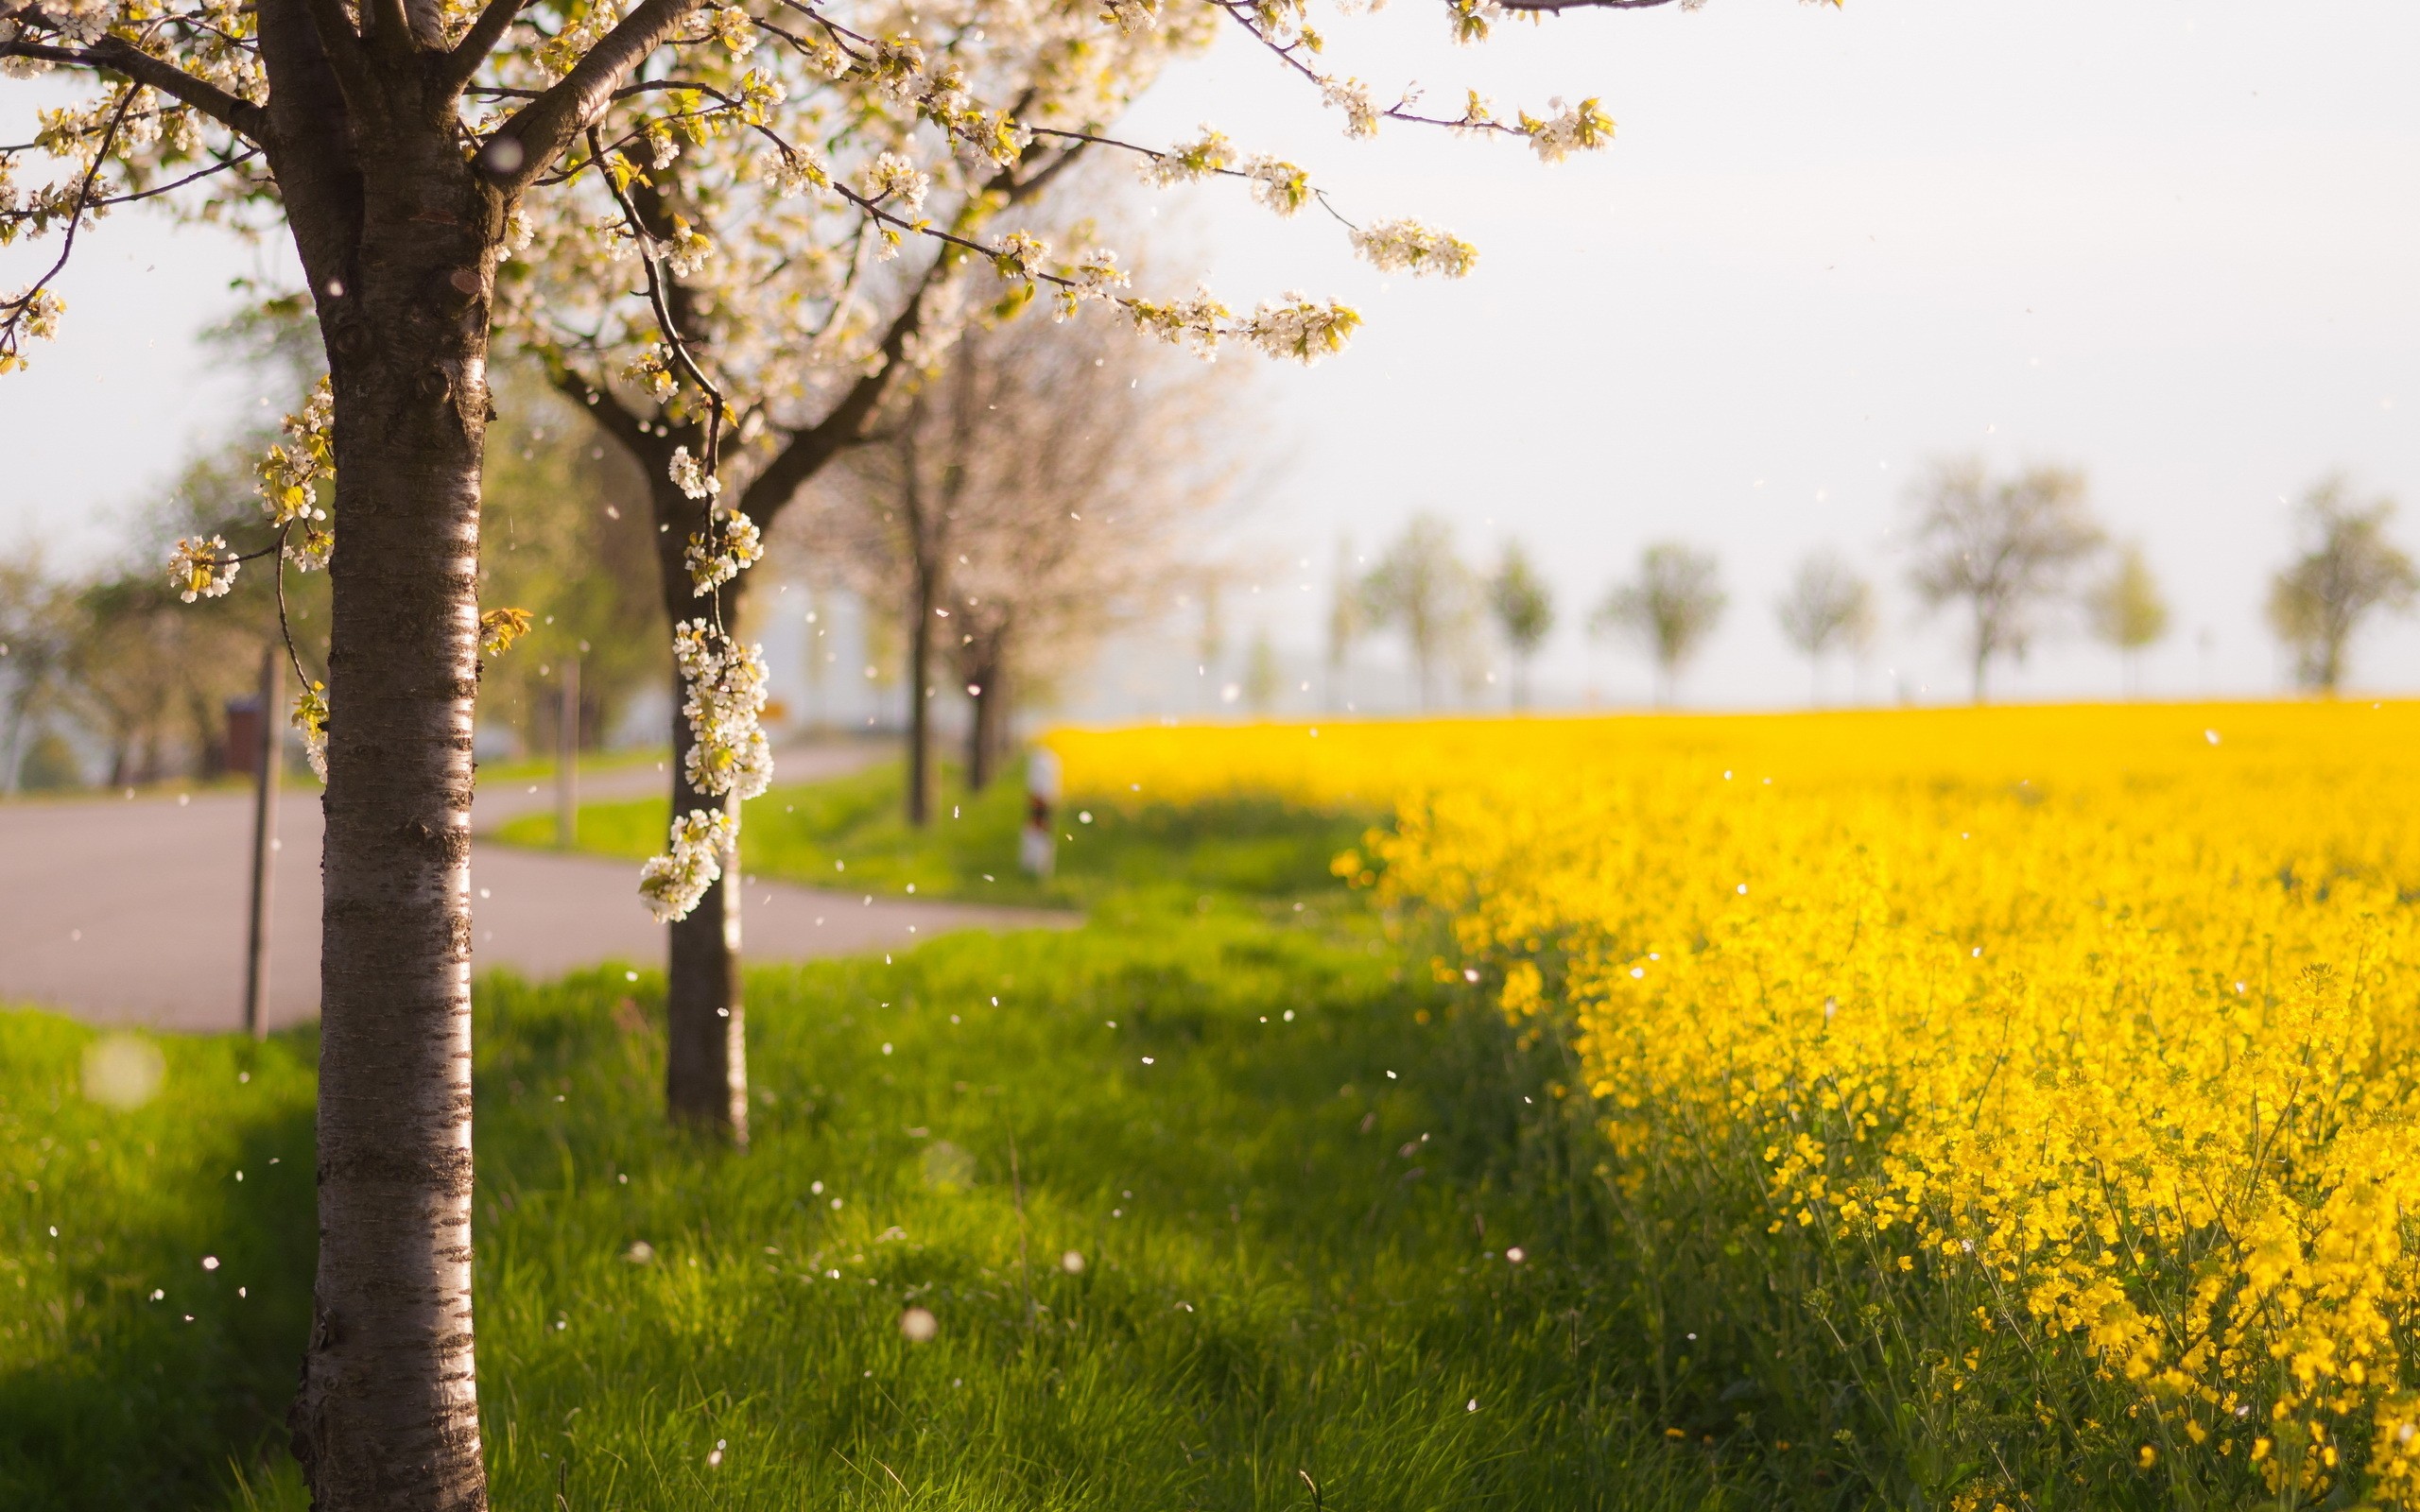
[0,552,77,795]
[1362,515,1478,710]
[475,374,666,758]
[2085,541,2170,697]
[809,310,1228,792]
[1774,549,1876,705]
[2265,478,2417,695]
[1595,542,1725,707]
[1324,537,1363,710]
[1905,458,2104,702]
[1488,542,1555,709]
[1244,628,1284,715]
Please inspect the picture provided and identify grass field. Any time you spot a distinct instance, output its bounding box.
[492,753,1374,915]
[33,706,2407,1509]
[6,781,1719,1511]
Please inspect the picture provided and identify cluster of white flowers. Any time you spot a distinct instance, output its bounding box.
[1142,127,1231,186]
[1348,218,1478,279]
[291,679,330,783]
[256,377,334,528]
[1099,0,1160,36]
[167,535,237,602]
[639,807,736,923]
[710,6,757,57]
[626,345,679,402]
[765,143,831,198]
[858,152,929,214]
[642,119,683,172]
[671,618,772,801]
[667,444,720,499]
[871,34,925,101]
[1243,155,1312,217]
[1125,289,1232,360]
[1521,97,1616,163]
[1319,77,1382,139]
[664,218,715,277]
[3,283,68,372]
[1444,0,1502,45]
[683,509,762,593]
[1238,294,1362,366]
[991,230,1049,283]
[1052,247,1129,318]
[2,0,112,50]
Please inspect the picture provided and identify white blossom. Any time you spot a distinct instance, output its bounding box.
[1521,96,1616,163]
[1237,293,1360,366]
[1053,248,1130,318]
[1319,77,1381,139]
[1098,0,1159,35]
[625,345,679,402]
[710,6,757,56]
[859,152,928,214]
[639,807,735,922]
[671,619,773,800]
[990,230,1048,282]
[257,377,334,527]
[1143,127,1231,186]
[683,509,763,593]
[766,145,831,198]
[1348,218,1478,278]
[1243,156,1312,217]
[667,445,720,500]
[1125,289,1232,361]
[167,535,237,602]
[291,680,330,783]
[665,218,714,277]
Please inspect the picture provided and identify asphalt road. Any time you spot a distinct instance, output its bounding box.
[0,745,1071,1033]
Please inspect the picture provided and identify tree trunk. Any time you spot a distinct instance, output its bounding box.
[906,558,935,827]
[965,648,1005,793]
[649,471,751,1143]
[286,120,500,1511]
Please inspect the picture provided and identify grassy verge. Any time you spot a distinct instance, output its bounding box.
[493,752,1377,913]
[5,804,1719,1510]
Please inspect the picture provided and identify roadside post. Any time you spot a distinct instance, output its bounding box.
[556,656,579,849]
[1020,747,1061,879]
[242,643,281,1040]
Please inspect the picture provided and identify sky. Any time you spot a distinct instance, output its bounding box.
[5,0,2417,712]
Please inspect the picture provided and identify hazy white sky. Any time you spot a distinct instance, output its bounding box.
[5,0,2416,709]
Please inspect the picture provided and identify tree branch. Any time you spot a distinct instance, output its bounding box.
[484,0,709,196]
[3,38,271,141]
[441,0,532,94]
[736,259,945,527]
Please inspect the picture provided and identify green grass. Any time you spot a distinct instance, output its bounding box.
[493,752,1376,913]
[3,805,1731,1511]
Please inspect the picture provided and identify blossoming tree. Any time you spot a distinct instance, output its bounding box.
[1,0,1784,1503]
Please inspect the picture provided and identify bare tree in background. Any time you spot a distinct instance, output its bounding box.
[2086,541,2169,697]
[0,553,77,795]
[1905,458,2104,703]
[1325,536,1363,711]
[1488,541,1555,709]
[1775,548,1876,706]
[1596,542,1725,707]
[1362,515,1477,710]
[805,312,1232,794]
[2266,477,2417,695]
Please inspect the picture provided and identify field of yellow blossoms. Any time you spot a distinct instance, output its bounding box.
[1054,702,2420,1508]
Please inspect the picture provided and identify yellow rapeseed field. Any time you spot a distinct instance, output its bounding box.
[1052,703,2420,1507]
